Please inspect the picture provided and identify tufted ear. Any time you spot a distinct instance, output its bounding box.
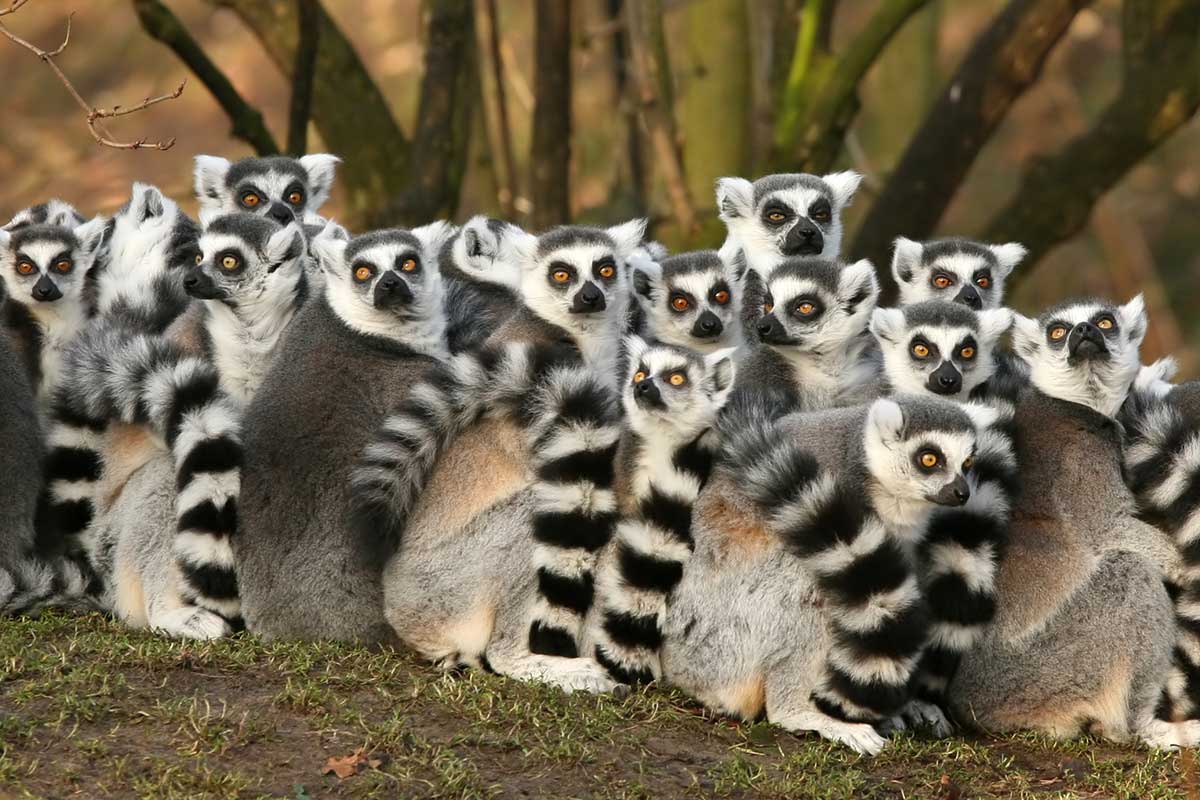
[1010,313,1042,360]
[298,153,341,211]
[1119,294,1148,347]
[0,229,10,252]
[891,237,923,288]
[962,399,1000,432]
[869,307,906,344]
[1134,357,1178,398]
[715,176,754,222]
[838,258,879,315]
[264,221,305,271]
[73,216,108,259]
[412,220,458,264]
[607,218,648,261]
[705,346,738,401]
[821,171,863,209]
[630,258,661,301]
[623,335,649,377]
[460,215,499,262]
[867,398,905,444]
[309,220,348,275]
[989,242,1027,279]
[977,307,1014,342]
[45,200,84,228]
[193,154,232,215]
[130,182,166,224]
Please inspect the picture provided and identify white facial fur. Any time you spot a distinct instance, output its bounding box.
[622,336,736,441]
[1012,295,1147,418]
[4,199,83,230]
[449,214,537,289]
[761,259,877,354]
[871,306,1012,400]
[631,253,742,354]
[0,216,106,318]
[892,237,1027,309]
[193,153,341,226]
[96,183,190,316]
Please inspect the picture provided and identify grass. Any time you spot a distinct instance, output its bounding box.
[0,612,1196,799]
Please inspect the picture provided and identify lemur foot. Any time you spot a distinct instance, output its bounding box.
[774,710,888,756]
[151,606,231,640]
[895,699,953,738]
[1139,719,1200,749]
[504,654,626,695]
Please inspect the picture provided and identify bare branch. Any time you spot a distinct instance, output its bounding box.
[0,3,182,150]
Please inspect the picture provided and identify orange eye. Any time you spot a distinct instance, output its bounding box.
[400,259,417,273]
[767,211,785,222]
[933,274,953,289]
[669,372,686,386]
[912,343,930,358]
[633,371,647,384]
[598,264,615,279]
[287,191,303,205]
[53,260,72,274]
[220,255,239,271]
[241,193,260,208]
[1049,326,1067,341]
[552,269,571,284]
[15,261,35,276]
[976,277,990,289]
[671,296,690,312]
[960,347,975,359]
[920,452,939,469]
[714,290,730,305]
[796,301,815,316]
[763,302,774,314]
[1096,317,1114,330]
[354,265,373,282]
[963,456,975,471]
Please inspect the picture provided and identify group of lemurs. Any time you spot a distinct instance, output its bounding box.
[2,153,1200,756]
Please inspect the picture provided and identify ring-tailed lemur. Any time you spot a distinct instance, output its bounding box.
[438,216,528,353]
[661,395,986,755]
[193,153,340,226]
[950,296,1200,748]
[891,238,1027,311]
[4,199,85,231]
[628,250,744,354]
[721,256,879,431]
[584,337,735,684]
[1121,358,1200,721]
[36,214,311,635]
[234,221,459,643]
[0,207,108,409]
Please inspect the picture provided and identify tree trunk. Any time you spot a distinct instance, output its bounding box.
[530,0,573,230]
[286,0,319,156]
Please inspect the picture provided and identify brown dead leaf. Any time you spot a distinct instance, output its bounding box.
[321,748,382,779]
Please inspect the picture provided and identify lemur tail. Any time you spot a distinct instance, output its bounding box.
[729,423,929,725]
[41,327,243,620]
[350,340,582,558]
[525,368,623,659]
[1121,374,1200,721]
[0,550,100,617]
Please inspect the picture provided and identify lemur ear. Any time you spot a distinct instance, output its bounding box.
[412,220,458,264]
[1010,313,1041,359]
[298,154,341,211]
[838,258,879,314]
[73,216,108,259]
[623,335,649,372]
[891,237,923,287]
[869,307,906,344]
[821,171,863,209]
[1119,294,1148,346]
[193,155,232,215]
[631,263,659,301]
[705,347,737,399]
[988,242,1027,279]
[1134,357,1178,398]
[309,221,348,274]
[130,183,166,224]
[977,307,1014,341]
[0,229,10,251]
[962,399,1000,432]
[867,398,906,444]
[265,221,305,269]
[607,219,648,262]
[715,177,754,222]
[460,215,498,261]
[45,200,83,228]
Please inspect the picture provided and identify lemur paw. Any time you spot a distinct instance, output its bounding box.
[774,711,888,756]
[151,606,231,640]
[525,654,627,695]
[1139,719,1200,749]
[897,699,953,738]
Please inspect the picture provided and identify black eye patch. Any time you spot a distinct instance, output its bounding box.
[761,203,792,226]
[808,198,832,224]
[547,261,576,288]
[954,335,979,361]
[909,337,938,360]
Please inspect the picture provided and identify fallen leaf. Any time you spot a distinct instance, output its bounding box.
[321,748,381,779]
[937,773,962,800]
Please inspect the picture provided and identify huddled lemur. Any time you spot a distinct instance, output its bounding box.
[891,237,1027,311]
[628,250,743,354]
[950,296,1200,748]
[234,221,457,644]
[36,211,311,636]
[662,395,989,755]
[193,153,340,226]
[584,337,735,684]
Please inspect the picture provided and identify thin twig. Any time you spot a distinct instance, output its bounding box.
[0,2,183,150]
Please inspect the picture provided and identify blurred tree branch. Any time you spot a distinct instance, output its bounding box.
[2,1,184,150]
[132,0,278,155]
[286,0,319,156]
[994,0,1200,293]
[772,0,930,173]
[530,0,572,229]
[851,0,1092,303]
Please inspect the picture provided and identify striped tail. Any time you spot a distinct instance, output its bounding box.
[1,550,101,617]
[526,368,623,658]
[732,424,929,725]
[37,396,109,562]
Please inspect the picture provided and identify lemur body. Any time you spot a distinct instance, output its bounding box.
[949,297,1200,748]
[582,338,735,684]
[234,223,457,644]
[662,396,985,754]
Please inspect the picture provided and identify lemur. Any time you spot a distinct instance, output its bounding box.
[628,250,744,354]
[584,337,735,684]
[661,395,987,755]
[0,205,108,410]
[233,221,459,644]
[720,256,878,432]
[192,153,340,226]
[1121,358,1200,722]
[891,237,1027,311]
[437,216,529,353]
[949,296,1200,748]
[34,214,311,636]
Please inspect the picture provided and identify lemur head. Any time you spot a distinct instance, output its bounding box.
[193,154,341,226]
[891,237,1026,310]
[311,220,456,354]
[864,396,990,509]
[622,335,736,439]
[870,301,1013,400]
[754,257,877,353]
[0,209,106,318]
[1012,295,1147,418]
[631,250,741,353]
[188,214,308,312]
[446,214,537,282]
[4,199,85,230]
[716,171,862,268]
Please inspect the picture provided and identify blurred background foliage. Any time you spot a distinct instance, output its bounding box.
[1,0,1197,373]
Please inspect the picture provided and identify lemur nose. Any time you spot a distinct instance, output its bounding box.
[939,374,958,387]
[756,320,774,337]
[183,275,199,287]
[636,379,654,395]
[268,203,294,225]
[579,284,601,305]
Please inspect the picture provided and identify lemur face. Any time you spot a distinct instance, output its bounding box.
[717,171,862,263]
[622,336,735,438]
[193,154,340,226]
[891,238,1026,310]
[631,250,739,353]
[865,396,986,508]
[188,215,305,306]
[0,214,106,312]
[519,220,645,332]
[754,257,877,352]
[1012,295,1147,417]
[871,301,1013,400]
[338,228,444,316]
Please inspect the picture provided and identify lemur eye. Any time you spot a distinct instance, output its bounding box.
[53,259,72,274]
[960,346,976,359]
[671,295,690,312]
[976,276,990,289]
[669,372,686,386]
[552,269,571,284]
[15,261,35,275]
[240,193,261,208]
[287,191,304,205]
[963,456,975,471]
[400,258,418,273]
[713,289,730,305]
[354,265,373,282]
[633,371,647,384]
[194,253,203,266]
[1049,325,1068,341]
[598,263,616,279]
[919,451,940,469]
[810,203,832,223]
[220,255,240,271]
[1096,317,1114,330]
[763,302,774,314]
[795,301,815,316]
[912,343,930,358]
[766,211,786,223]
[932,274,954,289]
